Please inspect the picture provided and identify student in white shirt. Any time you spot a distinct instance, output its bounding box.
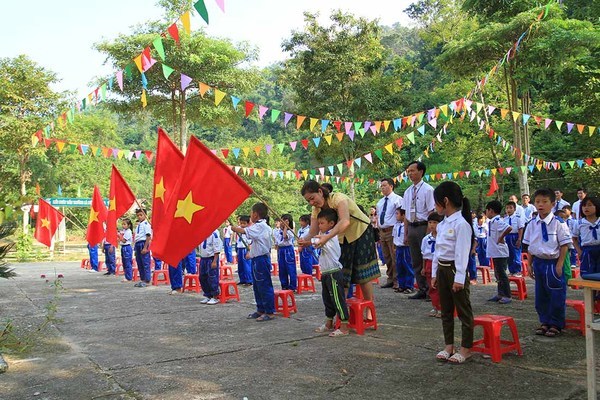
[222,221,233,263]
[485,202,513,304]
[553,189,570,213]
[473,214,490,267]
[298,214,318,275]
[119,218,134,282]
[521,194,537,222]
[504,201,524,276]
[392,208,414,293]
[572,197,600,276]
[134,209,152,287]
[422,213,443,317]
[273,214,297,291]
[571,188,586,220]
[377,178,403,289]
[235,215,252,286]
[431,181,474,364]
[198,229,222,305]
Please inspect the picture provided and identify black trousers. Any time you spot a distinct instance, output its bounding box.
[407,224,428,293]
[322,270,350,321]
[437,260,474,348]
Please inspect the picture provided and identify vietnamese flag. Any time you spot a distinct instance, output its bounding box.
[151,136,253,266]
[86,185,108,246]
[106,165,136,246]
[34,198,64,248]
[152,128,184,231]
[486,175,499,197]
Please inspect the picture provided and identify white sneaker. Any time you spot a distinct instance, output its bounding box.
[207,298,219,305]
[200,297,210,304]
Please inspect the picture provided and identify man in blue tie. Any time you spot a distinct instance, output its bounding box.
[553,189,570,213]
[376,178,403,289]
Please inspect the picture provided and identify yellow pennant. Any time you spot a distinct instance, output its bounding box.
[589,126,596,136]
[383,120,391,131]
[141,90,147,108]
[117,150,125,159]
[31,135,39,147]
[384,143,394,154]
[181,11,191,34]
[324,134,332,145]
[214,89,226,106]
[56,141,66,153]
[511,111,520,122]
[242,147,250,157]
[133,55,143,73]
[491,168,497,175]
[302,170,308,179]
[500,109,509,120]
[309,118,318,131]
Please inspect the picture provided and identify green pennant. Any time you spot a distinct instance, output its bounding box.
[353,122,361,132]
[193,0,209,24]
[406,132,415,144]
[374,149,383,161]
[162,64,175,80]
[568,160,575,168]
[477,170,484,177]
[560,162,567,169]
[124,64,133,80]
[555,120,563,131]
[337,163,344,173]
[417,113,425,123]
[358,128,365,137]
[271,109,281,123]
[100,84,107,101]
[153,37,166,61]
[521,166,527,173]
[68,143,77,153]
[310,169,316,176]
[276,143,285,153]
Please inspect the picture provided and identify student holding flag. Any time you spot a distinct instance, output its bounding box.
[86,185,108,271]
[134,209,153,287]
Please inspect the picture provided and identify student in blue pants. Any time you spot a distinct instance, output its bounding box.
[236,215,253,286]
[88,243,99,271]
[102,239,116,275]
[198,230,222,305]
[298,214,318,275]
[223,221,233,263]
[274,214,297,291]
[133,209,152,287]
[474,215,490,267]
[119,218,134,281]
[504,201,524,276]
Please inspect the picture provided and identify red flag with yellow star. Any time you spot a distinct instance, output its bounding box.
[86,185,108,246]
[152,127,184,231]
[106,165,136,246]
[34,198,64,247]
[151,136,253,266]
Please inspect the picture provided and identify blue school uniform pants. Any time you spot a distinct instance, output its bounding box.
[88,244,99,271]
[134,241,151,282]
[120,244,133,280]
[395,246,414,289]
[569,249,577,267]
[252,255,275,314]
[468,253,477,280]
[505,233,522,274]
[299,246,318,275]
[533,257,566,329]
[153,257,162,270]
[223,238,233,263]
[103,243,116,274]
[377,242,385,264]
[170,262,183,290]
[580,245,600,276]
[277,245,297,290]
[180,250,197,274]
[476,238,490,266]
[237,247,252,284]
[199,257,219,298]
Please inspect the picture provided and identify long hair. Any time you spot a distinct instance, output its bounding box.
[433,181,475,243]
[301,180,329,199]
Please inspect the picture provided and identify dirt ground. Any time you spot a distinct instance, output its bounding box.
[0,261,596,399]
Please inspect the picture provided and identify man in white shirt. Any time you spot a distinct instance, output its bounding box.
[376,178,403,289]
[521,194,537,222]
[553,189,570,213]
[509,195,525,218]
[571,188,586,220]
[402,161,435,299]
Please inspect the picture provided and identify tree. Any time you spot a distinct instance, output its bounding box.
[0,55,64,231]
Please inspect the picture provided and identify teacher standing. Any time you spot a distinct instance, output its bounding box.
[402,161,435,300]
[299,181,381,301]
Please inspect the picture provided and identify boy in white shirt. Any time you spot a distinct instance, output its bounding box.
[198,229,223,305]
[393,208,414,294]
[486,201,513,304]
[504,201,524,276]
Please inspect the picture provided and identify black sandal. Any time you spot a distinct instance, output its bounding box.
[535,325,549,335]
[545,326,561,337]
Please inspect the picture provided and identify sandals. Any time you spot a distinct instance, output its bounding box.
[256,315,275,322]
[315,324,333,333]
[436,350,453,361]
[448,353,471,364]
[247,312,262,319]
[545,326,561,337]
[328,329,349,337]
[535,325,549,335]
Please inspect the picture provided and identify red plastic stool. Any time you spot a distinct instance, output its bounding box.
[571,268,581,289]
[477,266,492,284]
[114,262,123,276]
[220,265,234,280]
[373,277,380,285]
[352,284,364,300]
[152,269,170,286]
[508,276,527,300]
[471,314,523,362]
[132,267,140,281]
[312,265,322,281]
[271,262,279,276]
[182,274,201,293]
[346,298,378,335]
[297,273,316,294]
[97,261,105,272]
[488,258,495,270]
[274,289,297,317]
[80,259,90,269]
[218,280,240,303]
[565,299,585,336]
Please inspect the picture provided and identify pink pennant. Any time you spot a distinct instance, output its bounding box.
[112,148,119,158]
[319,167,325,176]
[506,167,512,174]
[429,118,437,129]
[364,121,372,132]
[369,126,377,135]
[348,130,355,141]
[344,122,352,133]
[465,171,471,178]
[487,105,496,115]
[116,70,123,91]
[364,153,373,163]
[258,105,269,119]
[214,0,225,12]
[134,150,142,159]
[265,144,272,154]
[289,141,297,151]
[544,118,553,129]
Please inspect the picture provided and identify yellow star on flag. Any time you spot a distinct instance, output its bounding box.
[109,197,116,211]
[174,191,204,224]
[154,177,166,203]
[89,208,99,224]
[41,218,51,229]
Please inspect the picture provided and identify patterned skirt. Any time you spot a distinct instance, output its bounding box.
[339,224,381,286]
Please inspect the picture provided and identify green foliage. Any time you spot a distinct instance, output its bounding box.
[0,222,17,279]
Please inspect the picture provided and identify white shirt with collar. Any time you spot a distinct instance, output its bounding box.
[553,199,570,213]
[223,226,232,239]
[572,200,582,220]
[421,233,436,260]
[392,221,406,247]
[318,231,343,273]
[236,232,251,249]
[402,180,435,223]
[522,213,572,259]
[121,229,133,246]
[573,217,600,247]
[473,222,488,239]
[522,204,537,222]
[504,212,524,234]
[135,220,152,243]
[432,211,472,284]
[198,230,223,258]
[273,227,294,247]
[244,220,273,258]
[376,192,403,229]
[486,216,510,258]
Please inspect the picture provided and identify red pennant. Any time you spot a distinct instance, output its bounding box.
[346,160,353,168]
[333,121,341,132]
[86,185,108,246]
[221,149,229,158]
[34,198,64,248]
[498,167,505,175]
[143,47,151,60]
[167,23,180,45]
[585,158,593,166]
[486,175,499,197]
[245,101,254,117]
[150,136,252,266]
[144,151,154,163]
[395,138,403,149]
[43,138,52,148]
[458,171,465,178]
[301,139,309,149]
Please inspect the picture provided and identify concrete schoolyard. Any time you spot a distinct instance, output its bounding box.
[0,261,595,399]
